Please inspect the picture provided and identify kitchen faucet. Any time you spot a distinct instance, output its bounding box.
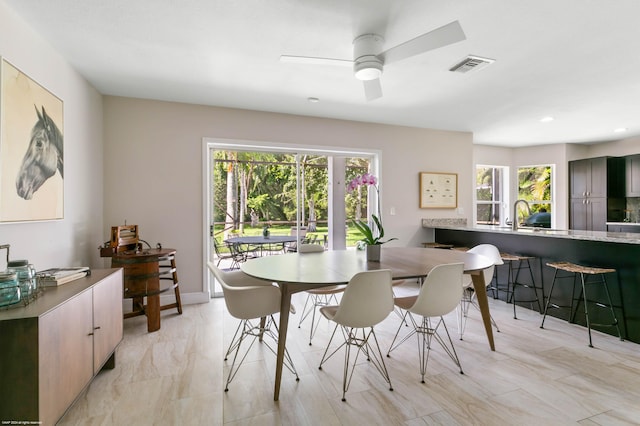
[512,199,531,231]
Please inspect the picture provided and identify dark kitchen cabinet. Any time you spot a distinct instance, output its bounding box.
[571,197,608,231]
[626,154,640,197]
[608,224,640,233]
[569,157,625,230]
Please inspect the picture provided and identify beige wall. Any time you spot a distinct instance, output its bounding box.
[474,143,571,229]
[578,137,640,158]
[103,96,473,300]
[0,2,104,271]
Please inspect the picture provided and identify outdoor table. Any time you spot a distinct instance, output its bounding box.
[225,235,298,256]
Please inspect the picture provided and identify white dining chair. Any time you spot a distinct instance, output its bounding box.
[296,244,346,345]
[387,262,465,383]
[207,262,299,391]
[318,269,394,401]
[457,244,502,339]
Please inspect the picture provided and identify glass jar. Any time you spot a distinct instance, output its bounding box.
[0,272,20,307]
[7,260,36,302]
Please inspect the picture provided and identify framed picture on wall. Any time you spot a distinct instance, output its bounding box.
[0,57,64,223]
[419,172,457,209]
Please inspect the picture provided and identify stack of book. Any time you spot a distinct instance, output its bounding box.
[37,267,91,286]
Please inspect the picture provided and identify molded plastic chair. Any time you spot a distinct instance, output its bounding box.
[387,263,465,383]
[207,262,299,391]
[296,244,346,345]
[457,244,503,339]
[318,269,394,401]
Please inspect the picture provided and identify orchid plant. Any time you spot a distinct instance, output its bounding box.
[352,214,397,246]
[348,173,396,246]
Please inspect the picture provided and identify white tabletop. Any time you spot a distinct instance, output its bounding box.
[240,246,492,285]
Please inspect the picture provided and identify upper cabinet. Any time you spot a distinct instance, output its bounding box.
[626,154,640,197]
[569,157,625,231]
[570,156,625,199]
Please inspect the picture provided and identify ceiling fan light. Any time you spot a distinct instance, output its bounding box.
[354,61,383,81]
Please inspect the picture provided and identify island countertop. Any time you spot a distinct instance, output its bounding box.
[422,220,640,245]
[427,219,640,344]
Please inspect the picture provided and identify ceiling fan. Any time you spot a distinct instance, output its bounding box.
[280,20,466,101]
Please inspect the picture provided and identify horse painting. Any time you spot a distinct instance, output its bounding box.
[15,106,64,200]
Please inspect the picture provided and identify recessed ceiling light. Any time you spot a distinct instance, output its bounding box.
[539,116,554,123]
[307,97,319,103]
[613,127,628,133]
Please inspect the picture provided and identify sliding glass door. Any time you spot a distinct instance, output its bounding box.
[204,140,378,296]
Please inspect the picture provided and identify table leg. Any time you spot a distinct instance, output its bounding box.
[259,316,266,342]
[274,283,292,401]
[471,272,495,351]
[147,293,161,332]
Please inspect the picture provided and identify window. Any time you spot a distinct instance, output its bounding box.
[475,166,507,225]
[516,164,553,225]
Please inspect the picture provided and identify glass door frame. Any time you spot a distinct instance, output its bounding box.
[203,138,380,297]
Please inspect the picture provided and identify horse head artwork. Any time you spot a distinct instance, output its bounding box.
[15,105,64,200]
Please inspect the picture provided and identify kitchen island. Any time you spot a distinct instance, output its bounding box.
[423,220,640,344]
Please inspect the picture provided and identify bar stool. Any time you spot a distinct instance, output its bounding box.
[158,251,183,315]
[540,261,623,347]
[422,242,454,249]
[500,253,543,319]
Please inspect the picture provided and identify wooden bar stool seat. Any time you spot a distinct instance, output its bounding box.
[541,261,623,347]
[422,242,454,249]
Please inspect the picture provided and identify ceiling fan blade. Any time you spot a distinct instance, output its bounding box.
[380,20,466,65]
[363,78,383,101]
[279,55,353,67]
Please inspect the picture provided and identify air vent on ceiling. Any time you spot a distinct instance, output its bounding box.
[449,55,495,73]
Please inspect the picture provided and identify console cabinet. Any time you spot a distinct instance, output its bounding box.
[0,269,123,426]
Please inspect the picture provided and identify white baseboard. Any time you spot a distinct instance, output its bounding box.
[122,291,211,312]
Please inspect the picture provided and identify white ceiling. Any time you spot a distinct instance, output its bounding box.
[5,0,640,147]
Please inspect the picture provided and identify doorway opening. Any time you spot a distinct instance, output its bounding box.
[203,139,380,296]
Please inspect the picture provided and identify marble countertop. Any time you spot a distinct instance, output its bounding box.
[422,219,640,245]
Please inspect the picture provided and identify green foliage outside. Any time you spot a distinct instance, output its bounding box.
[517,165,552,213]
[213,151,372,247]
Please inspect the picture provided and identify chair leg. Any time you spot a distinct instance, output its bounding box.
[417,317,463,383]
[320,325,392,402]
[299,293,340,346]
[297,294,314,328]
[387,311,416,356]
[465,297,500,334]
[341,327,393,401]
[457,289,473,340]
[224,319,260,391]
[225,316,299,392]
[318,323,343,369]
[224,320,244,361]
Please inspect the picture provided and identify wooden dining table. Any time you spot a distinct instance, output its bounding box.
[240,246,495,401]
